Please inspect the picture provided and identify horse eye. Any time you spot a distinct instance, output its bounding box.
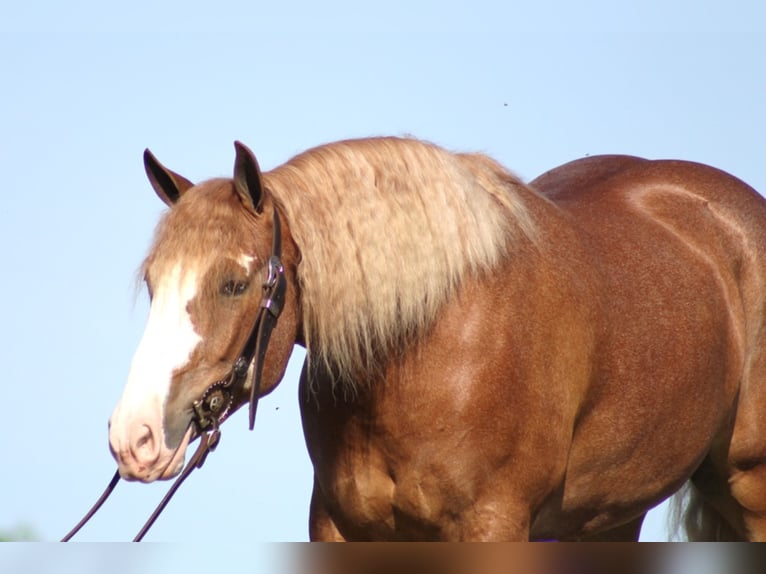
[221,279,249,296]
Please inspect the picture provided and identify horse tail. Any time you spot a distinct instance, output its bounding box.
[669,481,745,541]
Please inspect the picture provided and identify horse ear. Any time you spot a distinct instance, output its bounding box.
[233,141,265,213]
[143,149,194,206]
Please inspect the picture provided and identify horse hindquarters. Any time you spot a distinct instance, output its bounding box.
[719,357,766,540]
[657,168,766,542]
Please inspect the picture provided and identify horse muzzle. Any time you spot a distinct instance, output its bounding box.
[108,416,193,483]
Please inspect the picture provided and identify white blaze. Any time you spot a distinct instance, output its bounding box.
[126,264,201,411]
[109,264,201,478]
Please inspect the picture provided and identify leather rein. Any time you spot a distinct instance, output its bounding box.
[62,209,287,542]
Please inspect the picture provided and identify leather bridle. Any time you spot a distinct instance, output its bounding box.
[62,209,287,542]
[193,208,287,433]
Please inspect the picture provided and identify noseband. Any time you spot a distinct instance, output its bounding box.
[62,209,287,542]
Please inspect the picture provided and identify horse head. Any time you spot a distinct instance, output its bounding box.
[108,142,300,482]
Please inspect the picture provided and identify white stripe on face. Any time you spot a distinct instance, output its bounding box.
[109,264,201,474]
[127,264,201,412]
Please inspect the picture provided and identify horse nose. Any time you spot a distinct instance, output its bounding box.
[130,424,160,466]
[109,421,161,479]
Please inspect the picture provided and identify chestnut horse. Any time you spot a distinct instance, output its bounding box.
[108,137,766,540]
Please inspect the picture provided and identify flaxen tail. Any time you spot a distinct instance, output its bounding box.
[669,481,744,541]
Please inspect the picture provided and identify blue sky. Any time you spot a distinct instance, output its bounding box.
[1,0,764,553]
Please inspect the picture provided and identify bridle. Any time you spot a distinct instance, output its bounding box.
[62,209,287,542]
[193,208,287,433]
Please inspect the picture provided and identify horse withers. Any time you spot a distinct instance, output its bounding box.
[108,137,766,540]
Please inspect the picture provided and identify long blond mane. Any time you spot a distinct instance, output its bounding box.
[264,137,535,381]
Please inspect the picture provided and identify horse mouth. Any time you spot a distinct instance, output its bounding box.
[158,426,194,480]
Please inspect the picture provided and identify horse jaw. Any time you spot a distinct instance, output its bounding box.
[109,264,200,482]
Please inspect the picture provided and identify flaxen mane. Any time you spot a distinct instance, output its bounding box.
[264,137,536,382]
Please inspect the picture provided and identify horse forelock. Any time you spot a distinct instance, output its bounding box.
[264,137,536,384]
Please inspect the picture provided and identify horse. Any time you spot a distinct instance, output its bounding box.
[107,136,766,541]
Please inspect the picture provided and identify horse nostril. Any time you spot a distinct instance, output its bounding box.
[131,424,159,465]
[136,433,150,449]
